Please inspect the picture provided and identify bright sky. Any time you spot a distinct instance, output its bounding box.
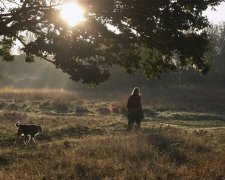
[204,2,225,24]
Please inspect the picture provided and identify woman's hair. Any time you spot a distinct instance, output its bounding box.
[131,87,140,96]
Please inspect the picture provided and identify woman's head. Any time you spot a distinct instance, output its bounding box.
[131,87,140,96]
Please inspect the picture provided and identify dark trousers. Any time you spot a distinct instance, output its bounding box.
[127,108,143,131]
[127,119,141,131]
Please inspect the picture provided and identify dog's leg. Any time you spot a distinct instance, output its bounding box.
[32,136,37,144]
[27,136,31,145]
[24,135,28,145]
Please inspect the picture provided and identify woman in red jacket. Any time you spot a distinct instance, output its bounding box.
[127,87,144,131]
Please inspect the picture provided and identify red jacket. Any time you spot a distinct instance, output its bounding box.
[127,94,141,110]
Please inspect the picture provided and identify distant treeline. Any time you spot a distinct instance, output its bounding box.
[0,24,225,91]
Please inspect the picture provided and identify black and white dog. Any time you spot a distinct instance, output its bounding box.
[15,121,42,145]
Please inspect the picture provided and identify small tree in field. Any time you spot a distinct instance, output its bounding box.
[0,0,224,84]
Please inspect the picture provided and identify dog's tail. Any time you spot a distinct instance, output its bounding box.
[15,121,20,127]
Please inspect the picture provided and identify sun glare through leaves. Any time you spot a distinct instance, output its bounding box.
[60,2,85,26]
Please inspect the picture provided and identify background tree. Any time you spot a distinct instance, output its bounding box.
[0,0,224,84]
[205,23,225,78]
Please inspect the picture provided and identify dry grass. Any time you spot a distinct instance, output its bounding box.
[0,88,225,179]
[0,87,79,101]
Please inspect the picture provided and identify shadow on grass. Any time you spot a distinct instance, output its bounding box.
[148,133,189,165]
[144,128,211,166]
[144,111,225,124]
[166,113,225,122]
[0,131,16,147]
[2,122,127,146]
[40,125,106,141]
[0,154,13,166]
[143,109,158,118]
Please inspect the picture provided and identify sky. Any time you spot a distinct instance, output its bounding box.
[204,2,225,24]
[2,1,225,24]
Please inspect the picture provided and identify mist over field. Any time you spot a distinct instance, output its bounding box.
[1,54,225,110]
[1,54,225,95]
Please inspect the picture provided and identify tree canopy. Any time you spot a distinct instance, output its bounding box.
[0,0,224,84]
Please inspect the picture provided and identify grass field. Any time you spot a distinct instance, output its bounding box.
[0,88,225,179]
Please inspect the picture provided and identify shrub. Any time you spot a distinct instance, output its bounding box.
[75,105,89,115]
[52,100,69,113]
[97,107,111,115]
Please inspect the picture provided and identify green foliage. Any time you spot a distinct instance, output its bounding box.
[0,0,224,84]
[0,38,14,62]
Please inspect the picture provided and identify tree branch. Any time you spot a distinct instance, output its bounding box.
[0,0,8,10]
[15,34,55,64]
[15,35,26,47]
[40,55,55,64]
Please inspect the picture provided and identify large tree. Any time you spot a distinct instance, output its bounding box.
[0,0,224,84]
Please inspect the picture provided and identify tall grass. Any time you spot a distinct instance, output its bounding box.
[1,129,225,179]
[0,88,225,179]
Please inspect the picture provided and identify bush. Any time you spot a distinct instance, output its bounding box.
[75,105,89,115]
[52,100,68,113]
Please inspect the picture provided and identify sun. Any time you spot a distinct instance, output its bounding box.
[60,2,85,26]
